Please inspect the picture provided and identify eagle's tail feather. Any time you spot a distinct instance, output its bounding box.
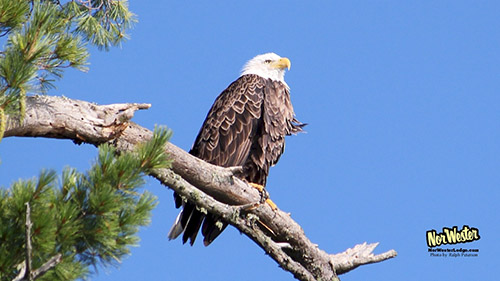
[167,210,184,240]
[202,214,228,246]
[168,194,226,246]
[183,210,204,245]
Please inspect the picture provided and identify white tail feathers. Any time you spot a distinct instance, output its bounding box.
[167,210,184,240]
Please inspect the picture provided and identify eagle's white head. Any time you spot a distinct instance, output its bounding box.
[241,53,291,86]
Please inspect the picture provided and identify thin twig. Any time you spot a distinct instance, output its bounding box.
[12,204,63,281]
[24,203,33,281]
[31,254,62,280]
[11,262,26,281]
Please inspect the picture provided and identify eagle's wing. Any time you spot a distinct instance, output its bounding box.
[190,74,265,168]
[169,74,266,246]
[257,80,305,172]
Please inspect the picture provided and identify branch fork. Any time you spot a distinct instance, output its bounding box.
[12,203,63,281]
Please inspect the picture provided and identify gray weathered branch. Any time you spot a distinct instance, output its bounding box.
[12,203,63,281]
[25,203,33,281]
[331,242,398,275]
[4,95,397,281]
[31,254,62,280]
[12,254,63,281]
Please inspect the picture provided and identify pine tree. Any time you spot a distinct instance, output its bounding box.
[0,1,169,280]
[0,0,136,139]
[0,128,172,280]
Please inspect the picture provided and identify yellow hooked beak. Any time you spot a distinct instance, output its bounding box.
[271,57,291,70]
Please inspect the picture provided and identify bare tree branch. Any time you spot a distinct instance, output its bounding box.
[12,254,63,281]
[25,203,33,281]
[31,254,62,280]
[12,263,26,281]
[12,203,63,281]
[4,95,397,281]
[331,242,398,275]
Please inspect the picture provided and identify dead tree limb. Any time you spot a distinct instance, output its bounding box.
[4,95,397,281]
[12,203,62,281]
[24,203,33,281]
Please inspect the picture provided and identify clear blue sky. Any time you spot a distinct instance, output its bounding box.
[1,1,498,280]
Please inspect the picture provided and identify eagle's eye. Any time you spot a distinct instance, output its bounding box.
[264,59,272,64]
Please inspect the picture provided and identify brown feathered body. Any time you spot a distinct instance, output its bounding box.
[169,73,304,246]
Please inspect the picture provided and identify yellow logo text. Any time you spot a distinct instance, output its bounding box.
[426,225,480,247]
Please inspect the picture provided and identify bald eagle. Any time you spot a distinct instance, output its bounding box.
[168,53,305,246]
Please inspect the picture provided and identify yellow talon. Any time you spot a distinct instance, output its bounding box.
[266,198,278,210]
[249,182,264,192]
[248,182,278,210]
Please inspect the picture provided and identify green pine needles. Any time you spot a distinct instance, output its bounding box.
[0,128,172,281]
[0,2,150,279]
[0,0,137,140]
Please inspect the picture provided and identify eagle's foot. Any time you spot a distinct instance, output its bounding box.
[249,182,268,204]
[249,182,265,192]
[249,183,277,210]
